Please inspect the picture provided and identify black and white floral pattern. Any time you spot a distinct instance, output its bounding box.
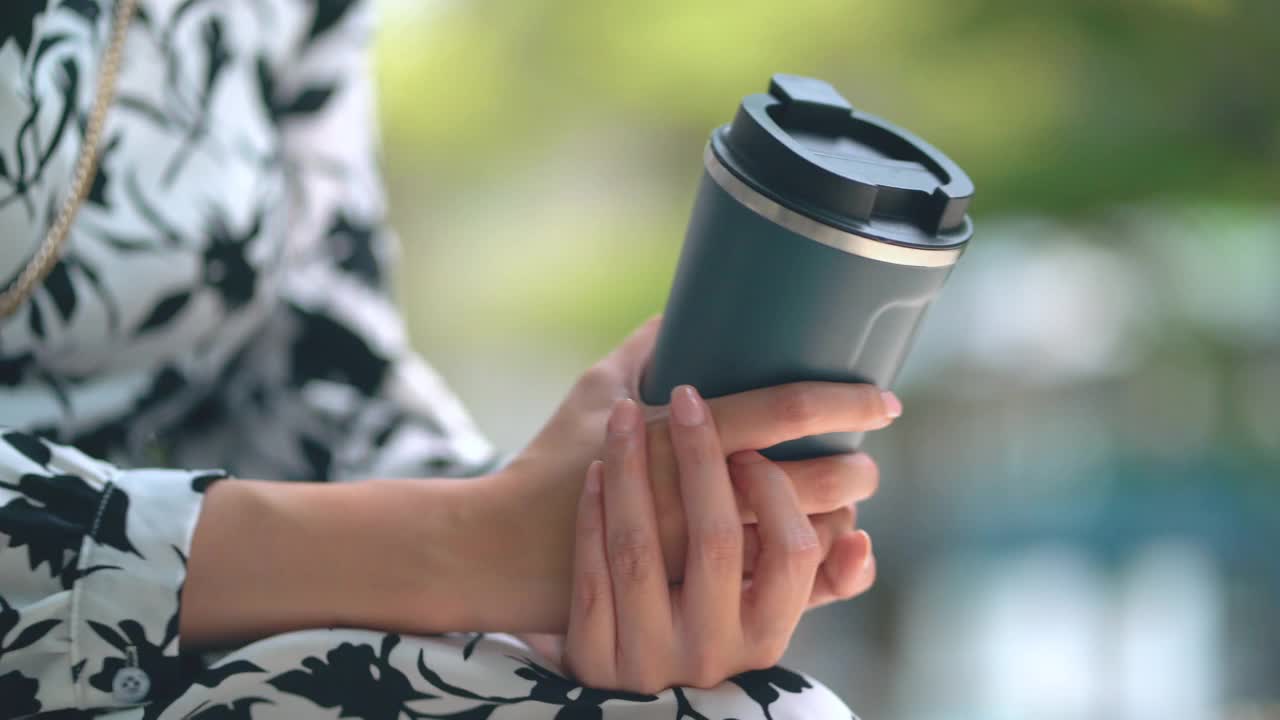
[0,1,855,718]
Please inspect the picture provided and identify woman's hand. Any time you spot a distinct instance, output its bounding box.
[492,317,887,630]
[560,391,866,692]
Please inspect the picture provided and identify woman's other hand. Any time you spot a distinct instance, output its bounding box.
[561,391,864,692]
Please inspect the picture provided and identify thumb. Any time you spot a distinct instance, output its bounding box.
[602,314,662,399]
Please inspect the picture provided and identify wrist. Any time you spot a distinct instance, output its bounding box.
[350,474,520,634]
[355,467,577,634]
[472,462,576,632]
[183,474,543,648]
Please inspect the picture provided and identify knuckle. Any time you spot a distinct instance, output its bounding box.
[635,678,666,696]
[773,384,824,433]
[690,673,721,690]
[691,667,726,690]
[781,540,823,576]
[576,568,610,614]
[576,661,614,691]
[685,646,726,688]
[609,528,656,584]
[623,670,666,696]
[578,669,609,689]
[752,637,788,670]
[566,658,604,688]
[617,646,667,694]
[695,519,742,572]
[761,516,821,566]
[782,523,822,559]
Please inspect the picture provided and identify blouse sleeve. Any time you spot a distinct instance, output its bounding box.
[156,0,500,483]
[0,428,225,717]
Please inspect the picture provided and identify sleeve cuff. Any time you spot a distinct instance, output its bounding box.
[71,466,222,709]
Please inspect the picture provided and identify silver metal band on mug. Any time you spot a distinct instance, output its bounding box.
[703,146,965,268]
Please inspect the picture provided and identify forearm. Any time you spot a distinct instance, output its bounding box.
[179,475,528,649]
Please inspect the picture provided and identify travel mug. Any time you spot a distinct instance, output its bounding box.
[640,74,975,460]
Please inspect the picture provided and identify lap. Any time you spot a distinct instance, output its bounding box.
[146,629,854,719]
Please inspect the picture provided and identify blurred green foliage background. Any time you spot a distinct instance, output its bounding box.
[376,0,1279,354]
[371,1,1279,716]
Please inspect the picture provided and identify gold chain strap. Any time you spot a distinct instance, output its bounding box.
[0,0,139,319]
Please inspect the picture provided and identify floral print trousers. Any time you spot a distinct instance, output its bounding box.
[152,631,855,720]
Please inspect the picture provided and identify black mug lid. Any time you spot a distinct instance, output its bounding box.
[714,74,974,249]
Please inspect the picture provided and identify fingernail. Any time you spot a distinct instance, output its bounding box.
[855,530,874,569]
[584,461,602,494]
[608,398,640,435]
[670,385,706,426]
[861,552,876,579]
[880,391,902,419]
[730,450,767,465]
[847,452,874,468]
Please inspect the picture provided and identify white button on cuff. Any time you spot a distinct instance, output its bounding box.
[111,667,151,704]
